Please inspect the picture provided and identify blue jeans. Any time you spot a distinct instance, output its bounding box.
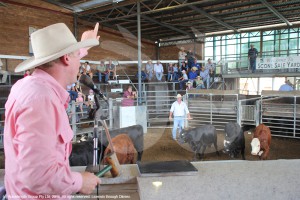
[156,72,163,81]
[179,79,188,90]
[167,72,172,81]
[203,78,210,89]
[146,71,153,80]
[107,72,114,81]
[173,72,178,81]
[172,116,184,139]
[196,84,205,89]
[250,59,256,73]
[96,72,107,83]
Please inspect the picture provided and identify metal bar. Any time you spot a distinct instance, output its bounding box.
[137,0,142,105]
[259,0,292,26]
[71,101,77,141]
[108,98,113,129]
[183,2,237,32]
[294,96,296,137]
[84,0,217,29]
[210,95,212,124]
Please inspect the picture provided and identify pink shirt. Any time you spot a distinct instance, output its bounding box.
[4,69,82,199]
[121,91,134,107]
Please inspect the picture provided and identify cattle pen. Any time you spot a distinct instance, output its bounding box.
[63,87,300,142]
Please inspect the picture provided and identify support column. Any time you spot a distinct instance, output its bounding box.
[137,0,142,105]
[73,14,78,40]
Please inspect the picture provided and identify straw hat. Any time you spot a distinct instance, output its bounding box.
[192,66,198,71]
[176,94,182,98]
[15,23,99,72]
[186,81,192,85]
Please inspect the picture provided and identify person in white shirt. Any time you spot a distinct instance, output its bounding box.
[169,94,192,140]
[82,61,93,78]
[154,60,164,81]
[0,59,8,85]
[205,58,215,85]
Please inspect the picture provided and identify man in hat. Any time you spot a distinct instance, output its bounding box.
[154,60,164,81]
[145,60,154,81]
[178,47,186,68]
[248,44,258,73]
[169,94,192,140]
[4,23,101,197]
[188,66,198,84]
[191,57,201,72]
[178,70,188,90]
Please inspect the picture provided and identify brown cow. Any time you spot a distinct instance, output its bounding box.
[250,124,271,160]
[104,134,137,164]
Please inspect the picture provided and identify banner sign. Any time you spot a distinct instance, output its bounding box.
[257,56,300,69]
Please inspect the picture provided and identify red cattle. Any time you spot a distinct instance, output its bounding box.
[104,134,137,164]
[251,124,272,160]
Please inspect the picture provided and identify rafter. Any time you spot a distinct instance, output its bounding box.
[259,0,292,26]
[177,0,238,32]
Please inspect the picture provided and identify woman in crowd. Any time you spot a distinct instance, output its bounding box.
[122,85,137,106]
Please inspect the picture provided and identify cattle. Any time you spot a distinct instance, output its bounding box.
[70,124,144,166]
[251,124,272,160]
[69,140,94,166]
[101,125,144,161]
[223,122,245,160]
[103,134,137,164]
[178,124,219,160]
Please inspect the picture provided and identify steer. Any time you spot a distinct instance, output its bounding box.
[69,140,94,166]
[101,125,144,161]
[251,124,271,160]
[104,134,137,164]
[70,125,144,166]
[178,124,219,160]
[223,122,245,160]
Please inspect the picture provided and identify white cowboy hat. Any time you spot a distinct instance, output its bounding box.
[15,23,99,72]
[176,94,182,98]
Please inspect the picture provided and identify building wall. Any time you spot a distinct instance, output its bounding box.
[159,43,204,61]
[0,0,157,73]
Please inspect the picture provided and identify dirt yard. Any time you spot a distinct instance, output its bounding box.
[0,127,299,169]
[141,128,300,162]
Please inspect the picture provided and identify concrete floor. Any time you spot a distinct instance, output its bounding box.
[137,159,300,200]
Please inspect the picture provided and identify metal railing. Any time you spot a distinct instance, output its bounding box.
[186,89,239,131]
[260,90,300,138]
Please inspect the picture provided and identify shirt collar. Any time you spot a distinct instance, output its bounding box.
[32,69,70,109]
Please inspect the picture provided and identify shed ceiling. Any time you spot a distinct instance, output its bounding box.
[43,0,300,42]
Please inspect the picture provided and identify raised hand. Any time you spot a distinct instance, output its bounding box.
[81,22,100,42]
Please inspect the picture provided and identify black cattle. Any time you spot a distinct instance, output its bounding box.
[178,124,219,160]
[223,122,245,160]
[69,140,94,166]
[70,124,144,166]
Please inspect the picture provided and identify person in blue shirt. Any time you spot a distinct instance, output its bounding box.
[279,80,294,91]
[188,67,198,86]
[248,44,258,73]
[200,67,210,89]
[172,63,179,81]
[191,58,201,72]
